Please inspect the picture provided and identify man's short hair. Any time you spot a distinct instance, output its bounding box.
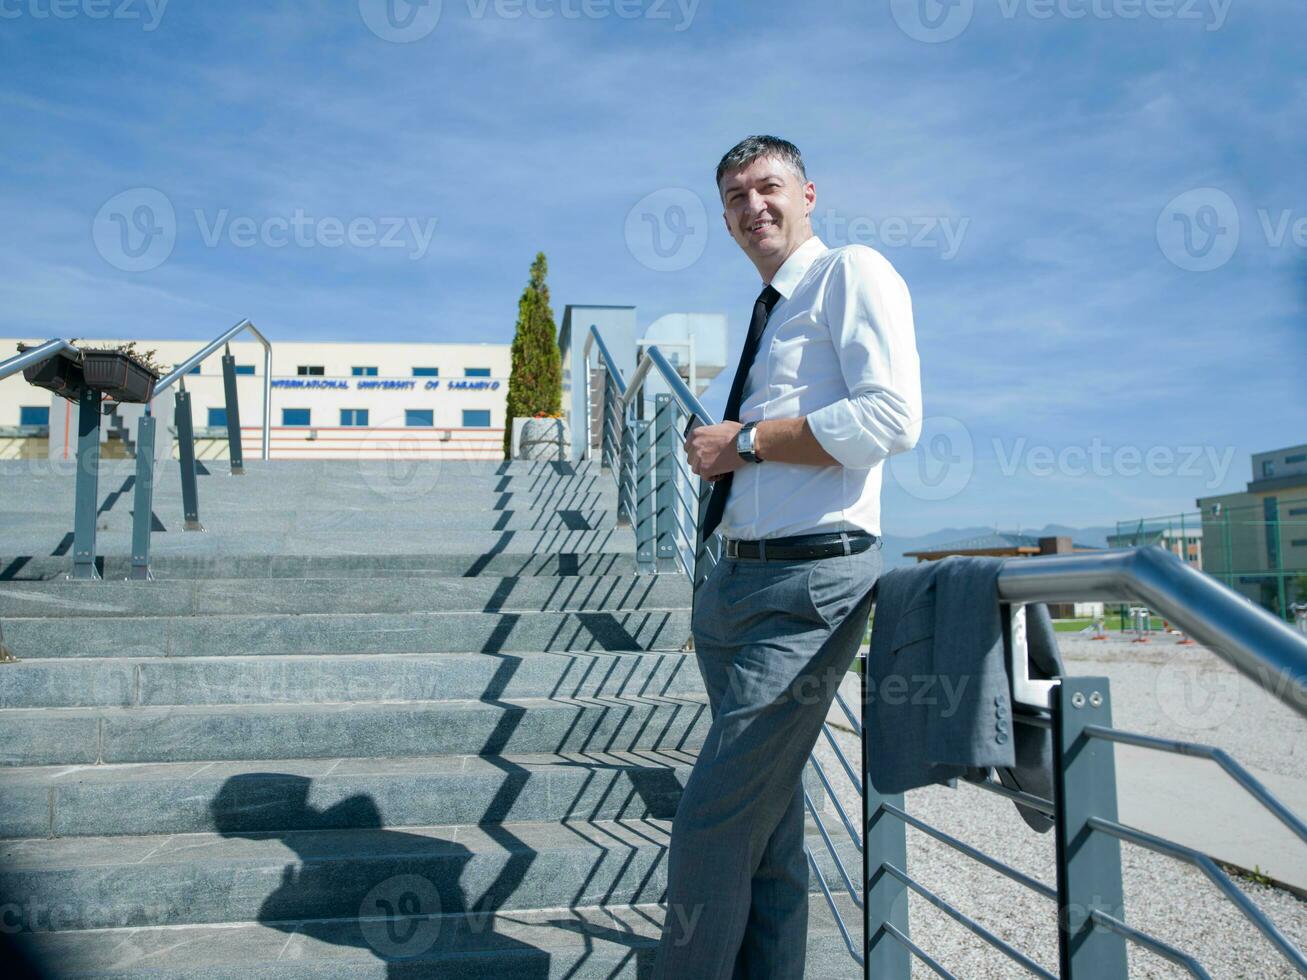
[715,136,807,196]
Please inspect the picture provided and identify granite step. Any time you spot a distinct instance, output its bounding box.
[10,895,863,979]
[0,693,711,767]
[0,817,856,932]
[0,574,689,618]
[0,606,691,659]
[0,648,702,709]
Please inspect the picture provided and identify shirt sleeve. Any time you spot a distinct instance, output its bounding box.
[805,246,923,469]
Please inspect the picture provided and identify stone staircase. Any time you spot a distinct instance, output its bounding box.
[0,459,860,978]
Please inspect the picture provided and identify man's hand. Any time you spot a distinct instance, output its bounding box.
[684,421,745,481]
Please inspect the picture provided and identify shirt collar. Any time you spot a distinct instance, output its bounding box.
[766,235,828,299]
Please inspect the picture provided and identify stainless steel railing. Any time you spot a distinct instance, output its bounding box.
[580,322,1307,979]
[0,321,270,580]
[154,317,272,462]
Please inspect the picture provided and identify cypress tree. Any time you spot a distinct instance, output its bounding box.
[503,252,563,458]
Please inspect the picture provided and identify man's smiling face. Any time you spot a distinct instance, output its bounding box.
[719,155,816,276]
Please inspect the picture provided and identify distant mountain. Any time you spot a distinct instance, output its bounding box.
[880,524,1117,570]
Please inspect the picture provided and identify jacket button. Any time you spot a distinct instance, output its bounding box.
[996,732,1009,745]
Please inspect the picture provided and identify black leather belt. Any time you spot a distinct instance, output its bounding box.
[723,530,879,561]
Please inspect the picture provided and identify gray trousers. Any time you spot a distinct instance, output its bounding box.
[651,544,882,980]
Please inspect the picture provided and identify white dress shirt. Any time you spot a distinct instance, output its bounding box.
[719,236,922,539]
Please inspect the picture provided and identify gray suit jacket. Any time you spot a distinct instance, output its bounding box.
[865,555,1063,832]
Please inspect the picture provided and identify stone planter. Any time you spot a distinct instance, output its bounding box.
[513,416,569,460]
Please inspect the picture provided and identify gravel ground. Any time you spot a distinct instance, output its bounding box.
[813,635,1307,979]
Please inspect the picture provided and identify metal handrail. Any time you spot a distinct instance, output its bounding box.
[0,338,81,381]
[998,547,1307,719]
[153,318,272,461]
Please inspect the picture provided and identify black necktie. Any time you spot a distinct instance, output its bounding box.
[700,283,783,539]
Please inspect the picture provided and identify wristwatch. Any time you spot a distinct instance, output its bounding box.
[736,421,763,463]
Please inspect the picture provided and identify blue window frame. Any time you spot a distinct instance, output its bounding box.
[352,367,378,377]
[340,409,369,427]
[406,410,434,427]
[464,367,491,378]
[235,365,255,376]
[20,406,49,426]
[207,408,228,428]
[282,408,311,427]
[462,409,491,428]
[412,367,439,377]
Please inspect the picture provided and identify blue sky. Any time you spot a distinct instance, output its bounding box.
[2,0,1303,536]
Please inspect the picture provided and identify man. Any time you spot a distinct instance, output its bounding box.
[651,136,922,979]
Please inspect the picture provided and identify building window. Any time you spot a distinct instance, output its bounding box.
[235,365,256,376]
[19,406,49,426]
[464,367,492,377]
[297,366,325,376]
[412,367,439,377]
[1287,454,1306,464]
[188,365,202,375]
[463,409,491,427]
[1289,507,1307,517]
[282,408,311,427]
[340,409,369,427]
[1264,497,1280,569]
[352,367,378,377]
[406,409,434,427]
[1263,460,1276,478]
[1291,539,1307,548]
[207,408,228,428]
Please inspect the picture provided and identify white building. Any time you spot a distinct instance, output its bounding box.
[1,338,510,461]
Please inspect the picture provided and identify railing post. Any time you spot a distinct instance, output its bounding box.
[70,386,102,581]
[653,394,677,572]
[863,652,911,978]
[600,373,615,472]
[617,404,634,528]
[174,385,204,532]
[634,418,655,573]
[221,346,245,476]
[129,414,157,581]
[1054,676,1128,978]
